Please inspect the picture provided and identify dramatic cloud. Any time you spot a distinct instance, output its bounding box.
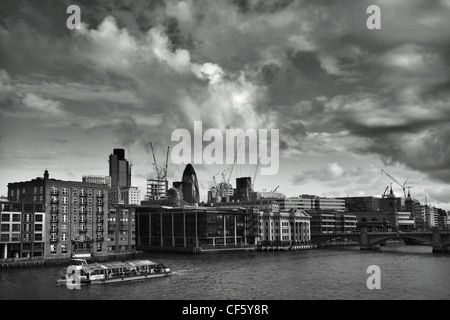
[1,0,450,208]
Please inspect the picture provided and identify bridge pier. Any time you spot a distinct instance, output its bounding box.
[432,228,449,253]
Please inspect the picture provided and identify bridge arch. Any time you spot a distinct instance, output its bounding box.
[368,235,432,246]
[442,241,450,248]
[312,235,361,245]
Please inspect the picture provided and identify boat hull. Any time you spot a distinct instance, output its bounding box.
[57,272,171,286]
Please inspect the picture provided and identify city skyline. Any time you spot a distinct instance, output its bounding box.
[1,1,450,210]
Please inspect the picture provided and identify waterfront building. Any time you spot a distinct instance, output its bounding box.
[135,202,258,250]
[1,201,45,259]
[108,204,136,253]
[258,203,311,244]
[7,170,109,259]
[308,210,357,234]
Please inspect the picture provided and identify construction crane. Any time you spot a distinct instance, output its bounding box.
[212,172,220,188]
[149,142,170,181]
[381,169,413,198]
[271,186,279,193]
[381,185,390,198]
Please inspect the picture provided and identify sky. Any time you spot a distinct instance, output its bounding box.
[0,0,450,210]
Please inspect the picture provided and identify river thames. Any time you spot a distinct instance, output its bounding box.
[1,245,449,300]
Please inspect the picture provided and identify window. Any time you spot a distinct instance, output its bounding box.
[88,198,92,205]
[62,188,68,195]
[73,215,77,222]
[50,244,56,254]
[39,195,43,202]
[88,207,92,214]
[61,224,68,231]
[50,234,57,242]
[80,206,85,214]
[88,189,92,197]
[73,197,77,204]
[40,186,44,194]
[12,234,20,241]
[51,215,57,223]
[62,206,68,213]
[34,224,42,232]
[35,214,42,222]
[35,234,42,241]
[73,189,77,195]
[61,244,67,253]
[1,214,10,222]
[50,224,57,232]
[62,215,68,223]
[1,234,9,242]
[96,243,102,252]
[62,197,68,204]
[61,233,67,241]
[73,206,77,213]
[73,225,77,231]
[23,234,31,242]
[1,224,10,232]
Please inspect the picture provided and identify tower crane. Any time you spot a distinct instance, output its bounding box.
[149,142,170,181]
[381,185,390,198]
[271,186,279,193]
[381,169,413,198]
[212,172,220,188]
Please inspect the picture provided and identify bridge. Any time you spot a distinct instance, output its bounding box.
[311,227,450,253]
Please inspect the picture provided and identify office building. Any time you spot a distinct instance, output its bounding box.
[109,148,131,189]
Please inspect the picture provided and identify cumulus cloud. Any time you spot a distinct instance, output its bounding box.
[1,0,450,206]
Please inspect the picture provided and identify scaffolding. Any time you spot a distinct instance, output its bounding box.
[145,179,168,200]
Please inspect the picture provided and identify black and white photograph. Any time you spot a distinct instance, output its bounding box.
[1,0,450,307]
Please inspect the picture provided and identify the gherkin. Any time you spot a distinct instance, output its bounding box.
[181,164,200,204]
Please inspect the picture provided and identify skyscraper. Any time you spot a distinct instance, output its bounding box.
[181,164,200,205]
[109,149,131,189]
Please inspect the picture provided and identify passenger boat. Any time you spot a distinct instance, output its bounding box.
[56,258,171,286]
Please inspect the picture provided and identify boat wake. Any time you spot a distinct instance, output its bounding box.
[171,268,196,275]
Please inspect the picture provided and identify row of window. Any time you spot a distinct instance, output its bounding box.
[1,224,43,232]
[1,214,43,222]
[0,234,43,242]
[51,205,104,214]
[52,187,104,197]
[50,224,104,232]
[49,233,104,242]
[51,197,103,206]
